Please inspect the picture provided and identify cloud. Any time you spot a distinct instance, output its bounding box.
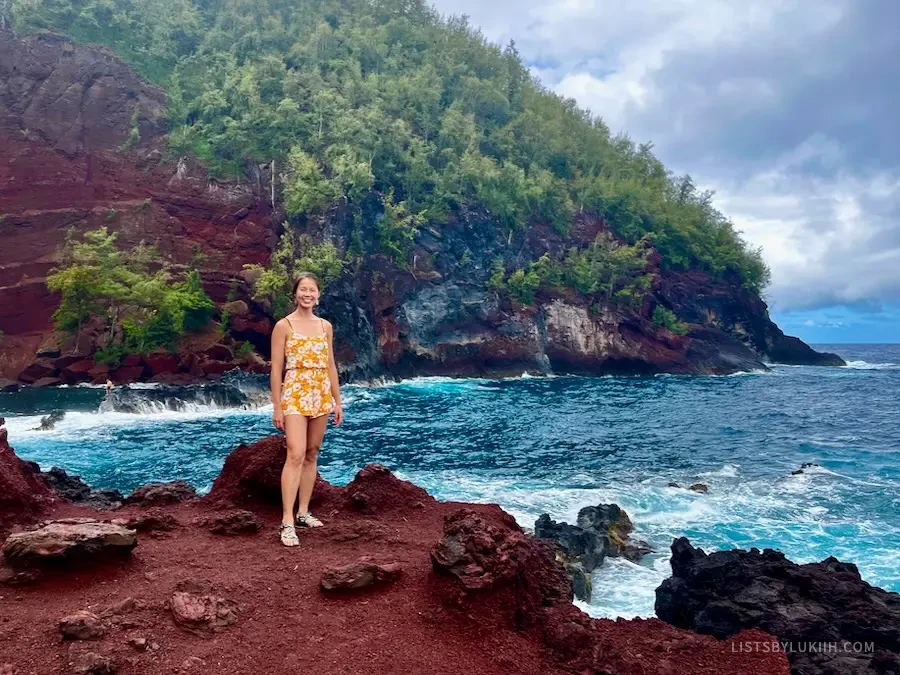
[430,0,900,319]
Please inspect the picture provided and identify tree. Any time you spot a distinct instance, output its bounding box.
[46,227,215,359]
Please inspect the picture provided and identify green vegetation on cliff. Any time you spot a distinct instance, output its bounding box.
[13,0,769,295]
[47,228,215,360]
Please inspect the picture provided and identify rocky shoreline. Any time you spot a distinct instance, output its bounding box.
[3,419,898,674]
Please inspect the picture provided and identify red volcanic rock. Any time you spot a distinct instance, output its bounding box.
[124,510,179,533]
[202,510,260,536]
[125,481,197,506]
[110,365,146,384]
[0,435,791,675]
[59,610,104,640]
[0,423,56,524]
[206,435,339,508]
[431,509,571,630]
[230,314,271,336]
[170,591,238,634]
[203,344,233,362]
[61,359,95,384]
[72,652,117,675]
[143,353,180,378]
[17,361,56,384]
[344,463,435,514]
[319,559,402,592]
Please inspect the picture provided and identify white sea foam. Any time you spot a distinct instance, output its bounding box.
[4,405,270,441]
[843,360,897,370]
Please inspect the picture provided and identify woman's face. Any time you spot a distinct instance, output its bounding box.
[295,279,320,309]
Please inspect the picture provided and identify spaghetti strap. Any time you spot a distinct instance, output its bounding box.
[285,316,296,332]
[319,318,325,335]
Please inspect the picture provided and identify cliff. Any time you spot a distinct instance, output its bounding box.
[0,30,843,385]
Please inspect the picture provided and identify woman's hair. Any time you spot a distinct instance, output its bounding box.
[292,272,321,296]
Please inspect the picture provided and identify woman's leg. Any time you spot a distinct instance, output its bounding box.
[297,414,328,516]
[281,415,308,526]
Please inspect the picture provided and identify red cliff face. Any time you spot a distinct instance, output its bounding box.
[0,30,274,379]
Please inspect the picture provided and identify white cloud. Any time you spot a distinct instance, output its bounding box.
[430,0,900,315]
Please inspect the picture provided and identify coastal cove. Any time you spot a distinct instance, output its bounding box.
[3,344,898,621]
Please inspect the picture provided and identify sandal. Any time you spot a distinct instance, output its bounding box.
[278,523,300,547]
[296,512,324,528]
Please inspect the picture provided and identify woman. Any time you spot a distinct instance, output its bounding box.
[270,273,343,547]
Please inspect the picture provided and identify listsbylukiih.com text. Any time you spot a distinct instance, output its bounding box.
[732,641,875,654]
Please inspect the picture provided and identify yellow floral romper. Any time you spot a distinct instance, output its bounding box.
[281,318,335,418]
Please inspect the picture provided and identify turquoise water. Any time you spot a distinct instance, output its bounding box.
[2,344,898,619]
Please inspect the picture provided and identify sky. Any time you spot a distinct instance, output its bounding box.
[430,0,900,343]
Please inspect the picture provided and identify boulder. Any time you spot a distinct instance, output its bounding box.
[320,559,402,592]
[59,610,104,640]
[34,410,65,431]
[431,509,572,629]
[72,652,117,675]
[110,365,145,383]
[203,510,260,536]
[206,435,338,507]
[534,503,653,601]
[535,513,609,571]
[344,464,435,514]
[17,361,56,384]
[61,359,95,384]
[170,591,238,634]
[655,537,900,675]
[143,352,180,377]
[124,510,179,533]
[791,462,820,476]
[688,483,708,494]
[2,519,137,569]
[125,481,197,506]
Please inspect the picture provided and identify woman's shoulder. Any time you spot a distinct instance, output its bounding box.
[317,316,333,330]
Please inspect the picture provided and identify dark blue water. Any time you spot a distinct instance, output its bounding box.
[2,344,898,618]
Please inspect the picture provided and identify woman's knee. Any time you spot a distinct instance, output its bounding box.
[303,444,320,465]
[285,442,306,468]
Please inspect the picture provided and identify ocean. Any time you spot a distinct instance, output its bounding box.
[2,344,898,619]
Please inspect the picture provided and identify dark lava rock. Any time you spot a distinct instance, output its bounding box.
[688,483,709,494]
[34,410,65,431]
[534,513,609,573]
[655,537,900,675]
[44,467,124,510]
[125,481,197,506]
[791,462,820,476]
[534,503,653,602]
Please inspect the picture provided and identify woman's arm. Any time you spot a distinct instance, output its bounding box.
[270,319,287,430]
[326,320,343,425]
